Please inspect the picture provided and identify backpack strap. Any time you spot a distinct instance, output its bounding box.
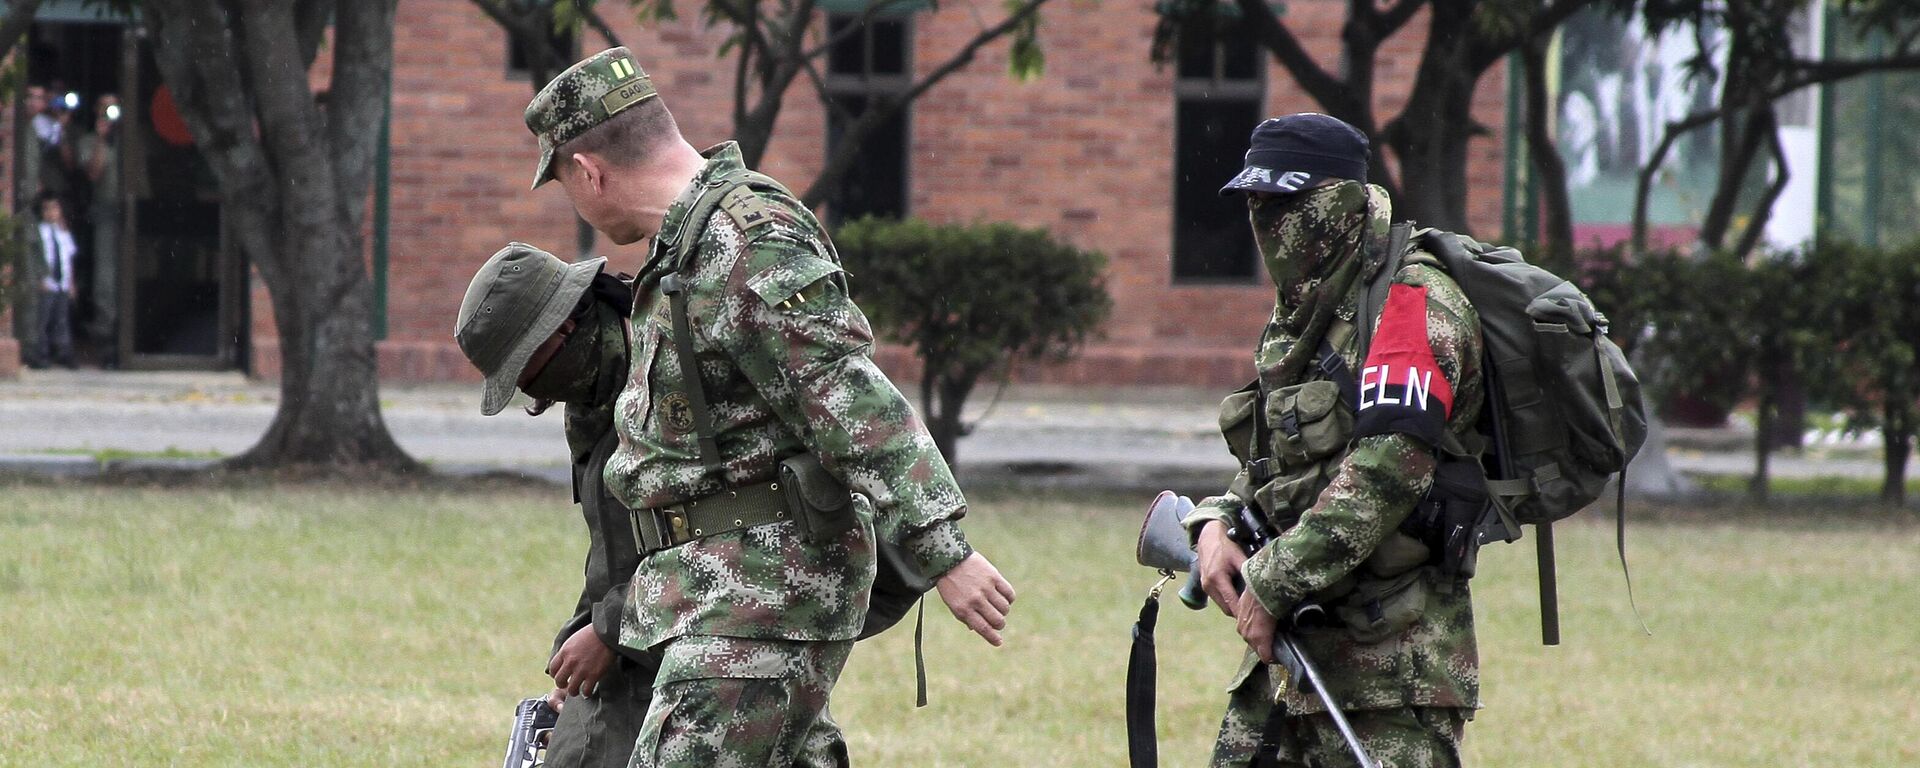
[1356,221,1414,367]
[655,168,789,479]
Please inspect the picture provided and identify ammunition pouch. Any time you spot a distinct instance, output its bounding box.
[1397,456,1490,579]
[779,453,858,544]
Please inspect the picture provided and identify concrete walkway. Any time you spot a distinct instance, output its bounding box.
[0,369,1905,493]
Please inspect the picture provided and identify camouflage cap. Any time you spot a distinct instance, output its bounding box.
[455,243,606,415]
[525,47,659,189]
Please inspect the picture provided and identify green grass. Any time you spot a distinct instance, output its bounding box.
[34,446,226,462]
[1688,470,1920,500]
[2,483,1916,766]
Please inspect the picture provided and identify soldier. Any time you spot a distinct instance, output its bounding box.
[522,48,1016,767]
[455,243,658,768]
[1184,114,1485,767]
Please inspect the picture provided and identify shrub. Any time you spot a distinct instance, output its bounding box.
[833,217,1112,464]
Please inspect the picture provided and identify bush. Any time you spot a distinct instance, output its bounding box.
[833,217,1112,464]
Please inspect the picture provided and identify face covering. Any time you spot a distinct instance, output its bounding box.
[521,299,626,407]
[1247,180,1369,310]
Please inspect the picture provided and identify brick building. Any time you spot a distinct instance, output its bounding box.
[2,0,1511,388]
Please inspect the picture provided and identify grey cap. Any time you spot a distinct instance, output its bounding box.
[455,243,605,415]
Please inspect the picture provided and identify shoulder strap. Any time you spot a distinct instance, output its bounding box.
[658,169,768,478]
[659,168,821,480]
[1357,221,1413,368]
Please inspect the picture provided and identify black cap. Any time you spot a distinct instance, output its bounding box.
[1219,113,1369,196]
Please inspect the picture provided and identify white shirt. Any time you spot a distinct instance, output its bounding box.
[39,222,76,294]
[32,113,62,145]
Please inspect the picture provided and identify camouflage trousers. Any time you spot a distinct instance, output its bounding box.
[546,658,657,768]
[628,635,852,768]
[1211,664,1470,768]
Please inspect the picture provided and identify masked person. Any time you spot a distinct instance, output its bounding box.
[521,48,1016,767]
[456,243,659,768]
[1185,114,1486,767]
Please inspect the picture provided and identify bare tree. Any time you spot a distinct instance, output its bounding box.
[143,0,414,471]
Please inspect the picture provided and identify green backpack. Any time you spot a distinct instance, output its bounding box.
[1360,224,1649,644]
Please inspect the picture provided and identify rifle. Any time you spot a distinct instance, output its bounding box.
[501,697,559,768]
[1132,492,1378,768]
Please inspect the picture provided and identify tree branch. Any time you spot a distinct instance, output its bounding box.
[1234,0,1347,109]
[578,0,626,48]
[1730,111,1789,260]
[294,0,335,70]
[329,0,397,234]
[798,0,1054,205]
[1371,0,1424,40]
[799,0,915,61]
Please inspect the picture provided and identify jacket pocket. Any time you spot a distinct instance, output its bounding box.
[1333,569,1431,645]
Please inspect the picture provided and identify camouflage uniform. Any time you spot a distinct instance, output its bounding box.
[525,49,974,768]
[1185,178,1484,768]
[609,142,971,767]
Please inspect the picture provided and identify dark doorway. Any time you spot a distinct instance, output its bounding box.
[12,15,244,371]
[121,41,243,368]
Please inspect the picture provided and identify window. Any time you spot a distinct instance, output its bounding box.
[1172,13,1263,282]
[824,13,912,223]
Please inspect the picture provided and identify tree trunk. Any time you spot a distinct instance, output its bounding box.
[1749,389,1772,502]
[1521,35,1575,267]
[1884,402,1910,505]
[146,0,415,472]
[1383,3,1482,232]
[925,371,978,467]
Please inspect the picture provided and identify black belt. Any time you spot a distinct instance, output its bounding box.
[631,479,791,553]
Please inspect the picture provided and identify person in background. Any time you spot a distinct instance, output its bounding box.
[27,193,79,370]
[78,94,123,366]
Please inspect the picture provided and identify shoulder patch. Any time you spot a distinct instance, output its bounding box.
[720,184,777,231]
[746,255,843,310]
[1355,282,1454,446]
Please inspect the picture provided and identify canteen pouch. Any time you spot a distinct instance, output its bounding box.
[1266,380,1353,466]
[780,453,857,544]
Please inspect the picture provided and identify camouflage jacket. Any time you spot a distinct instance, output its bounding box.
[606,143,972,650]
[1186,189,1485,714]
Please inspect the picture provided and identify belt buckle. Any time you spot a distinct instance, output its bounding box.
[665,506,691,545]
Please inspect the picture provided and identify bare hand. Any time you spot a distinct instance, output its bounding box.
[546,625,614,698]
[935,552,1016,646]
[1234,589,1279,663]
[1196,520,1248,617]
[545,686,568,713]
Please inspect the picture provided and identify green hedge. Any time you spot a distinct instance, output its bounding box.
[833,216,1111,464]
[1577,239,1920,502]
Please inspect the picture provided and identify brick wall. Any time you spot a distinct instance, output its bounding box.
[334,0,1510,390]
[20,1,1510,390]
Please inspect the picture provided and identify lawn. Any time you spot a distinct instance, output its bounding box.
[2,481,1916,766]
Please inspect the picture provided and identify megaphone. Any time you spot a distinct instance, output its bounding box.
[1135,490,1209,610]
